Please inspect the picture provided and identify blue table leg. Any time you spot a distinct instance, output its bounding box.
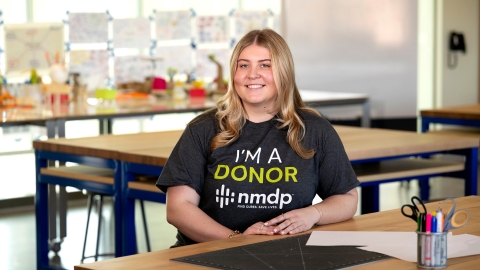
[361,185,379,214]
[449,147,478,196]
[421,117,431,133]
[122,162,138,256]
[113,160,123,257]
[465,147,479,195]
[35,153,49,269]
[418,177,430,201]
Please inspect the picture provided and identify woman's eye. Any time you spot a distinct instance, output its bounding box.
[261,64,270,68]
[238,64,247,68]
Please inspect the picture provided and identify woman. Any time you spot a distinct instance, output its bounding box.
[156,29,359,247]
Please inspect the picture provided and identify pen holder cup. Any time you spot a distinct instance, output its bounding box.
[417,231,447,269]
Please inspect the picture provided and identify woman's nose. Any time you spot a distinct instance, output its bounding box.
[248,68,260,79]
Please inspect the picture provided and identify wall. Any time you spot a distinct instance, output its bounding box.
[282,0,418,119]
[417,0,436,112]
[436,0,479,107]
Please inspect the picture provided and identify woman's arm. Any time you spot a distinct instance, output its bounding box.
[311,187,358,225]
[263,188,358,235]
[166,185,239,242]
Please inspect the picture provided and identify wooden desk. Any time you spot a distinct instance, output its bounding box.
[299,90,370,127]
[420,104,480,132]
[336,125,478,205]
[12,90,367,254]
[74,196,480,270]
[33,125,478,267]
[3,97,217,255]
[2,90,369,136]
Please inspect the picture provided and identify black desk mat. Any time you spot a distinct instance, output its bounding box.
[172,233,390,270]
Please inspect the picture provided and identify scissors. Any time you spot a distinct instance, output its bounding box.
[401,196,427,223]
[438,198,469,231]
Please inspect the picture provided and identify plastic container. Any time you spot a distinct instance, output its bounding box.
[95,88,117,100]
[417,231,447,269]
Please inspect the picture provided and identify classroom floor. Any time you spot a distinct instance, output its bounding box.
[0,118,475,270]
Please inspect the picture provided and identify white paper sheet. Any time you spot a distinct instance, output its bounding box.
[233,11,269,42]
[306,231,417,246]
[69,50,109,78]
[113,18,151,49]
[447,234,480,259]
[114,56,153,84]
[307,232,480,263]
[156,10,191,40]
[69,12,109,43]
[358,233,480,262]
[155,45,192,75]
[196,16,229,43]
[4,22,64,73]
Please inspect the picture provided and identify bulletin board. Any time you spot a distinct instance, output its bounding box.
[3,22,64,74]
[0,8,275,83]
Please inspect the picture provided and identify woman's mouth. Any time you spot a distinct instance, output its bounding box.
[246,84,265,89]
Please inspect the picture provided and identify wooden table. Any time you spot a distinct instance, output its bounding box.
[299,90,370,127]
[73,196,480,270]
[33,125,478,269]
[420,104,480,132]
[2,90,369,135]
[5,90,368,255]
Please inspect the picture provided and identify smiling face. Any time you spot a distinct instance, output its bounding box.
[233,44,278,118]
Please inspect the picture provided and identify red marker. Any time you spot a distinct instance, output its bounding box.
[425,213,432,266]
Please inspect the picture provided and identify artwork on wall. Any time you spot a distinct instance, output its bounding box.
[69,50,109,78]
[68,12,109,43]
[0,8,270,84]
[3,22,64,73]
[114,56,153,84]
[196,16,229,43]
[155,45,192,76]
[155,10,191,40]
[113,18,151,49]
[233,11,269,42]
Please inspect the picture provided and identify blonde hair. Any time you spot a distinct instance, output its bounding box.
[211,29,319,159]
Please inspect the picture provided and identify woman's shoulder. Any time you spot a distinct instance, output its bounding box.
[298,109,329,124]
[297,109,336,134]
[187,108,218,131]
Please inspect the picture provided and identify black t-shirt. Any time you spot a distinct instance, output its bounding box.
[156,109,359,245]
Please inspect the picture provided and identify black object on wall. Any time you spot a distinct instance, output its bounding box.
[448,31,467,69]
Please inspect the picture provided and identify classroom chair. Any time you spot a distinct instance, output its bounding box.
[81,192,151,262]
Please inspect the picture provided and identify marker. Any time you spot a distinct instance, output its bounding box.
[436,210,443,232]
[431,216,437,266]
[422,213,426,232]
[425,214,432,266]
[437,209,447,266]
[417,215,420,231]
[419,213,425,264]
[431,216,437,233]
[440,232,447,265]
